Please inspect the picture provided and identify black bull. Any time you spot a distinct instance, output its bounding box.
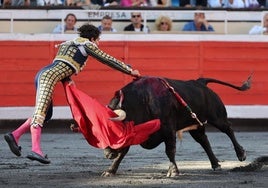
[102,76,251,177]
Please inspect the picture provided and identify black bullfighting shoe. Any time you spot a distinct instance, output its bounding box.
[4,133,22,157]
[26,151,51,164]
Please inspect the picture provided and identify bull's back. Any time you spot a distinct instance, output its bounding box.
[166,78,228,122]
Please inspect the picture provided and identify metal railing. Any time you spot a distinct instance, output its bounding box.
[0,9,267,34]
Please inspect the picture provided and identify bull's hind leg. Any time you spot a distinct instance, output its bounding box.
[211,120,246,162]
[189,128,221,170]
[165,131,180,177]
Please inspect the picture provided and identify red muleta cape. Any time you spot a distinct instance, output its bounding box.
[64,82,161,149]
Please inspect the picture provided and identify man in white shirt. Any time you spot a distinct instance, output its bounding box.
[249,13,268,35]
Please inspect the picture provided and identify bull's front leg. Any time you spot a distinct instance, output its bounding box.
[101,147,130,177]
[165,131,180,177]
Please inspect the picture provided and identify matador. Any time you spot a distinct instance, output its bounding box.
[4,24,140,164]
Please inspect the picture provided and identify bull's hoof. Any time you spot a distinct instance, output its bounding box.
[101,171,115,177]
[212,164,222,171]
[166,166,180,177]
[166,170,179,177]
[237,149,247,161]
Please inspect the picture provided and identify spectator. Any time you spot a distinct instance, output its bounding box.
[124,12,150,33]
[44,0,63,5]
[182,12,214,32]
[249,13,268,35]
[151,0,171,6]
[257,0,266,7]
[91,0,119,6]
[208,0,224,7]
[98,15,117,32]
[178,0,190,6]
[52,13,78,34]
[224,0,259,8]
[2,0,10,6]
[66,0,90,6]
[178,0,207,7]
[245,0,260,7]
[170,0,179,6]
[4,0,30,6]
[120,0,150,6]
[155,15,173,31]
[195,0,207,7]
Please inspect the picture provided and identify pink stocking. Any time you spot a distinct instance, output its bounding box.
[12,118,31,143]
[30,126,44,156]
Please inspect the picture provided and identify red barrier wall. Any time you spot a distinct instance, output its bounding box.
[1,40,267,106]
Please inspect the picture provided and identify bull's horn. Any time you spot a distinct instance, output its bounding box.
[109,109,126,121]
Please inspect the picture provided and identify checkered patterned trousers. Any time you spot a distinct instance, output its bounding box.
[31,61,74,127]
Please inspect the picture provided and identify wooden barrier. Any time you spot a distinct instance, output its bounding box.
[0,34,268,109]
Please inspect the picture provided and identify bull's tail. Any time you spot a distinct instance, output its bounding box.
[197,73,253,91]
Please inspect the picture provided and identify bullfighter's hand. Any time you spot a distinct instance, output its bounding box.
[61,77,75,85]
[131,70,141,78]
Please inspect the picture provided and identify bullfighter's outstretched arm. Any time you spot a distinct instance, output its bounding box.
[84,42,133,75]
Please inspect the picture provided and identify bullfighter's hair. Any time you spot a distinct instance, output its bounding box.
[78,24,100,41]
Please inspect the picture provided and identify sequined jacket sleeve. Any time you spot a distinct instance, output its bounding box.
[84,42,133,75]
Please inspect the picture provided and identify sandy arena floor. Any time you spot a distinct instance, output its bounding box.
[0,130,267,188]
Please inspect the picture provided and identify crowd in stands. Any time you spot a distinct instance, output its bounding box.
[1,0,267,35]
[52,11,268,35]
[1,0,268,8]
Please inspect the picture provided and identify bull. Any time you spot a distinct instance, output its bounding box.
[102,75,251,177]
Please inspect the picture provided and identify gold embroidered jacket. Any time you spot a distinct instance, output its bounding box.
[54,37,133,75]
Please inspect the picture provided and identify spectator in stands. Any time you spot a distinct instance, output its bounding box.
[208,0,224,7]
[52,13,78,34]
[155,15,173,31]
[3,0,30,6]
[43,0,63,5]
[120,0,150,6]
[2,0,9,6]
[182,12,214,32]
[4,23,140,165]
[66,0,90,6]
[124,12,150,32]
[195,0,207,7]
[176,0,190,6]
[98,15,117,32]
[224,0,259,8]
[91,0,119,6]
[178,0,207,7]
[249,13,268,35]
[257,0,267,7]
[151,0,170,7]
